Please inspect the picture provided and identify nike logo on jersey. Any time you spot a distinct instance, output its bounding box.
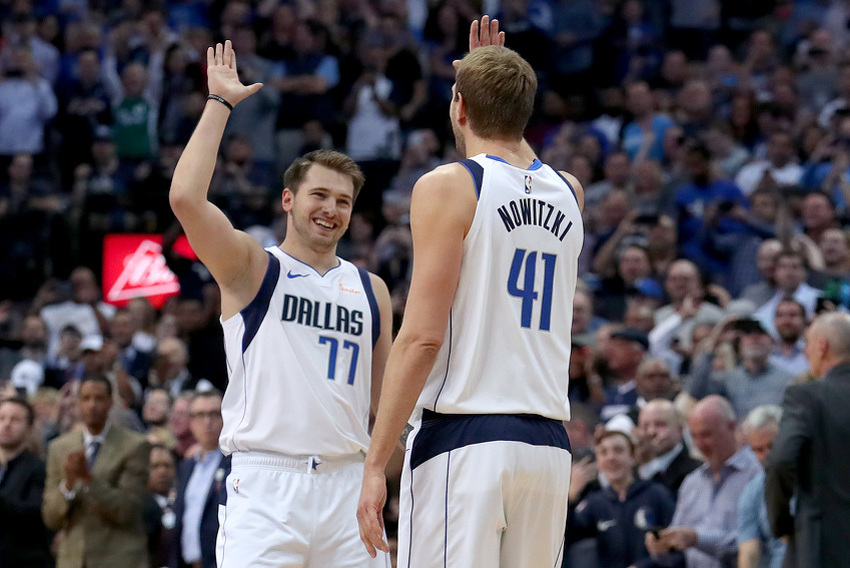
[287,271,309,279]
[596,519,617,532]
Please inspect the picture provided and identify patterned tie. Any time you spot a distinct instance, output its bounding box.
[87,440,102,469]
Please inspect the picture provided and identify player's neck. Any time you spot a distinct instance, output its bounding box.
[464,136,531,169]
[278,240,340,275]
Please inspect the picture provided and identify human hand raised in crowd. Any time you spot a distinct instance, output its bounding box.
[206,40,262,109]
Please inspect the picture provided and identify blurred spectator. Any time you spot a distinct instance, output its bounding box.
[55,47,113,184]
[735,130,803,196]
[585,151,633,208]
[272,19,340,171]
[737,405,786,568]
[652,259,725,353]
[143,388,177,451]
[150,337,197,397]
[567,430,675,568]
[42,375,151,568]
[753,249,821,334]
[644,396,761,568]
[223,26,278,175]
[0,313,48,383]
[686,318,795,420]
[622,81,674,162]
[172,390,228,568]
[600,327,648,421]
[110,307,153,387]
[635,399,701,496]
[169,393,195,458]
[0,45,58,157]
[769,299,809,377]
[144,444,177,568]
[740,239,783,306]
[673,140,748,273]
[0,397,50,567]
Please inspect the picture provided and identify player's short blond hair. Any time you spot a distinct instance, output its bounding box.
[455,46,537,140]
[284,150,365,199]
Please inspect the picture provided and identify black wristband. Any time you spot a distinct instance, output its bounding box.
[207,94,233,111]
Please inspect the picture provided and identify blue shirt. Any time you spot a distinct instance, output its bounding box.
[671,447,762,568]
[738,473,786,568]
[622,115,674,162]
[181,451,223,564]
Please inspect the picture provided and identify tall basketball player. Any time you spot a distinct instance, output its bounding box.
[170,41,392,567]
[358,17,585,568]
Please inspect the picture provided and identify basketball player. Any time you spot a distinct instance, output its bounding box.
[358,17,585,568]
[169,41,392,567]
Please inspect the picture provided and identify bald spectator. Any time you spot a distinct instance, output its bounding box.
[737,405,786,568]
[645,396,761,568]
[635,399,701,496]
[766,312,850,568]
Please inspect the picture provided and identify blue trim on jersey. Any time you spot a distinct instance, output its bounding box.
[553,169,579,206]
[240,252,280,353]
[484,154,543,171]
[458,159,484,198]
[357,268,380,348]
[409,410,571,471]
[431,310,452,410]
[279,249,343,278]
[443,451,451,567]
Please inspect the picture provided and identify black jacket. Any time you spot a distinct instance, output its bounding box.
[568,479,676,568]
[0,450,50,567]
[765,363,850,568]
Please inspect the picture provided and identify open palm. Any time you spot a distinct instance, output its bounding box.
[206,40,262,108]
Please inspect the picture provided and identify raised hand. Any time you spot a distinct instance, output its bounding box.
[469,15,505,50]
[206,40,262,108]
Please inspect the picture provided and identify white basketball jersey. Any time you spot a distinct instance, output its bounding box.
[219,247,379,457]
[416,154,583,421]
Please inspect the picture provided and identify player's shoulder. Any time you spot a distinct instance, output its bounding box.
[553,168,585,212]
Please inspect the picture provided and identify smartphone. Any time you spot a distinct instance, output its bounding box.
[644,525,666,539]
[634,213,660,226]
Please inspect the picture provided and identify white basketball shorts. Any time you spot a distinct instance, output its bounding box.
[216,451,391,568]
[398,411,572,568]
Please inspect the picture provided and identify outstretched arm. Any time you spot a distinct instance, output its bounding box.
[169,41,267,318]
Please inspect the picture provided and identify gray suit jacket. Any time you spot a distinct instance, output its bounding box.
[42,424,150,568]
[764,363,850,568]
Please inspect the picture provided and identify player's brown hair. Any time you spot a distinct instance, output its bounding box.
[283,150,366,199]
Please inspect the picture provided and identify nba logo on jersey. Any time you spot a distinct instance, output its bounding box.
[524,175,533,194]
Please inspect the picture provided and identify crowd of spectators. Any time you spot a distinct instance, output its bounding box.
[3,0,850,566]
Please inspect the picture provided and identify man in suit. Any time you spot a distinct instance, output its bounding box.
[171,390,229,568]
[42,374,151,568]
[765,312,850,568]
[0,397,50,567]
[635,399,702,497]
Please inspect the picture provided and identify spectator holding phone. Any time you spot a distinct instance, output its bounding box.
[567,430,675,568]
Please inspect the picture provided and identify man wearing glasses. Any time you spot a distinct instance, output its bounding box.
[172,390,229,568]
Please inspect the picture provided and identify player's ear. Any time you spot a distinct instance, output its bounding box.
[282,188,294,212]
